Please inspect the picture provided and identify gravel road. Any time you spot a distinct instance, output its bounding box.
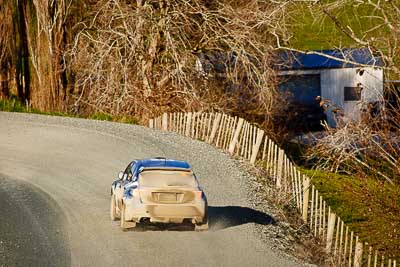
[0,112,301,266]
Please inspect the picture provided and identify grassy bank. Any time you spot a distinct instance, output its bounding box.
[0,97,139,125]
[288,2,390,51]
[302,168,400,259]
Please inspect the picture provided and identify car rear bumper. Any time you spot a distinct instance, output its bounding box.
[124,199,206,224]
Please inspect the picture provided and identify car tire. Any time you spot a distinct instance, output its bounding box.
[120,203,136,231]
[120,203,127,231]
[110,194,118,221]
[195,221,209,231]
[195,205,209,231]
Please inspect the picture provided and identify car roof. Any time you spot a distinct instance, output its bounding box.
[136,158,191,170]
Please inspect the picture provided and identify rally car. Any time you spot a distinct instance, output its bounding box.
[110,158,208,231]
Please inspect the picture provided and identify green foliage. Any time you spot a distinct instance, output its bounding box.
[302,168,400,257]
[89,112,138,124]
[0,97,29,112]
[287,2,391,51]
[0,98,138,125]
[89,112,113,121]
[117,116,139,125]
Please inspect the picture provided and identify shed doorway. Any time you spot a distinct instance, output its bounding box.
[278,74,326,132]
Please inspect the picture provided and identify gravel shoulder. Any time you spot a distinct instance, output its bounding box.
[0,112,303,266]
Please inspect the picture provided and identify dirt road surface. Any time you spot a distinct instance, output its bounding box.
[0,112,301,266]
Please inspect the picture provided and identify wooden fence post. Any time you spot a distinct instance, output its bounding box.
[149,119,154,128]
[290,163,296,202]
[272,144,278,182]
[323,201,327,240]
[354,238,363,267]
[314,189,319,236]
[170,113,174,131]
[320,196,324,237]
[343,226,349,264]
[338,220,344,261]
[326,212,336,253]
[178,113,183,134]
[348,231,354,267]
[334,216,340,256]
[276,148,283,188]
[175,112,179,132]
[240,122,246,157]
[302,176,310,222]
[226,115,233,149]
[250,129,264,164]
[162,113,168,131]
[267,140,272,175]
[243,123,250,158]
[206,113,213,140]
[185,112,192,137]
[298,174,304,211]
[310,185,315,230]
[208,113,222,144]
[294,170,300,209]
[191,113,196,138]
[169,113,173,131]
[365,246,372,267]
[373,249,378,267]
[200,113,206,140]
[216,114,226,147]
[262,136,268,160]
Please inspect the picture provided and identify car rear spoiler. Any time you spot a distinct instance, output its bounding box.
[139,167,193,173]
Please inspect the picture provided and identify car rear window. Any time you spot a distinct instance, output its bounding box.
[139,170,197,187]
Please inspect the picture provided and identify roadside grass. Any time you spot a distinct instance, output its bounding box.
[284,141,399,259]
[301,168,400,259]
[0,97,34,113]
[0,97,139,125]
[288,2,391,53]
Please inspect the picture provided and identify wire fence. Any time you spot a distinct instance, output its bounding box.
[149,112,397,267]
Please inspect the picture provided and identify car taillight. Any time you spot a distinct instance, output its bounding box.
[132,189,140,197]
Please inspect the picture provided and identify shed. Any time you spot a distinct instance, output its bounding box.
[275,48,384,127]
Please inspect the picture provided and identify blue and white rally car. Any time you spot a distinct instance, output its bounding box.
[110,158,208,231]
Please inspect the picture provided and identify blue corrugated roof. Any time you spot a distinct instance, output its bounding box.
[275,48,383,70]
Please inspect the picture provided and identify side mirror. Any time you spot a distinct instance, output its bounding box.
[118,171,124,180]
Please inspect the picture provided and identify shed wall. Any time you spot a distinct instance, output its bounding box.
[320,67,383,126]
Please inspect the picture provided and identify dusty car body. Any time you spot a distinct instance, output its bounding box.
[110,158,208,231]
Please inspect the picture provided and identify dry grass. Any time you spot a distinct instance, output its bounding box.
[307,108,400,185]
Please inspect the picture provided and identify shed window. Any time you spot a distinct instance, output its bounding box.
[344,86,362,101]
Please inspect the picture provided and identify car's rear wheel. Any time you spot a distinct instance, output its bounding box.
[110,194,118,221]
[120,203,127,231]
[120,203,136,231]
[195,221,209,231]
[195,205,209,231]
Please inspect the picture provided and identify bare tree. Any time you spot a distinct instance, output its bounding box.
[67,0,291,123]
[27,0,72,110]
[0,0,13,98]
